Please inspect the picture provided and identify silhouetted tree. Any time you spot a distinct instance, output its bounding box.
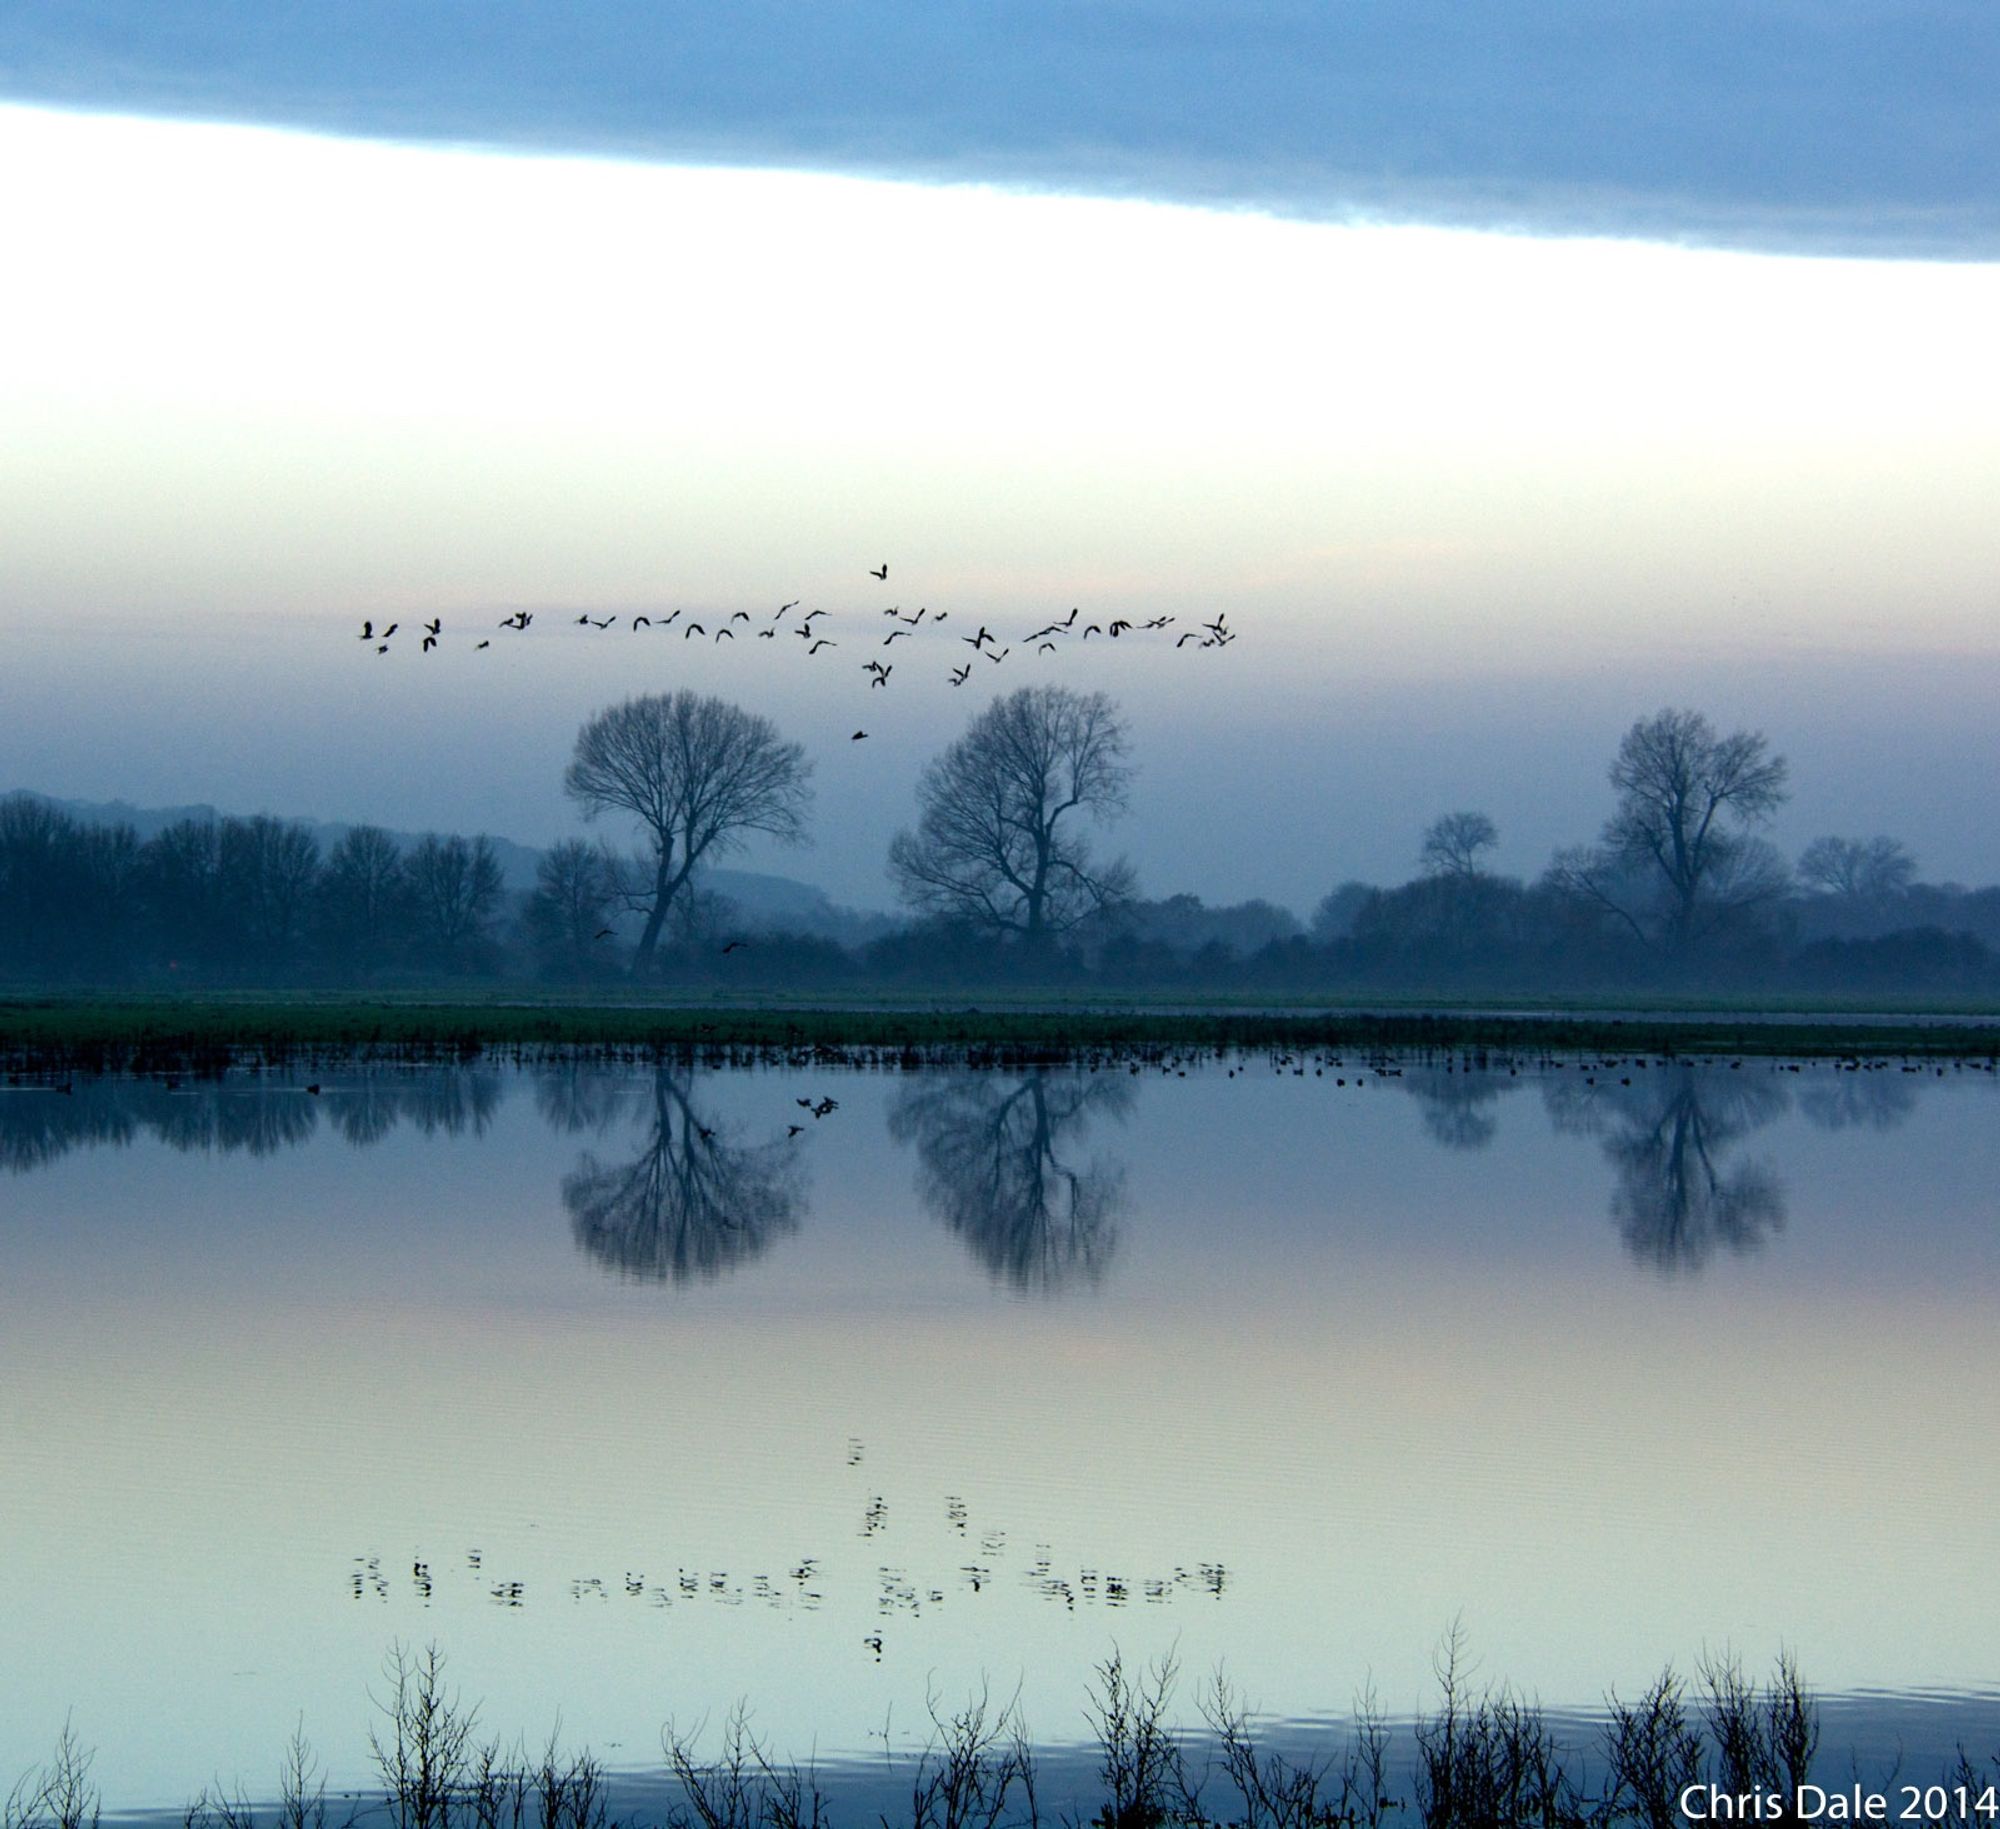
[1549,708,1789,957]
[1797,835,1915,900]
[563,1068,803,1283]
[524,838,620,976]
[0,796,141,981]
[317,826,412,972]
[404,833,504,971]
[889,1069,1130,1291]
[1310,880,1373,943]
[141,816,232,974]
[1419,811,1498,879]
[220,815,321,975]
[564,692,811,975]
[890,685,1135,952]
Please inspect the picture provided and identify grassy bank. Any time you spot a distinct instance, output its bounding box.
[3,992,2000,1074]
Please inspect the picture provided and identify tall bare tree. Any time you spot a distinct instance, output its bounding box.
[1550,707,1789,956]
[1419,810,1498,878]
[1796,834,1915,900]
[404,832,504,968]
[889,685,1135,949]
[564,692,811,974]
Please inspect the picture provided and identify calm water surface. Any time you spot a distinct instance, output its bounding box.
[3,1053,1997,1811]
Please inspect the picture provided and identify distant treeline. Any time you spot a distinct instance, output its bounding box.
[3,791,1998,997]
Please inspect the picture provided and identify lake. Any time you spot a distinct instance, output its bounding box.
[3,1050,1997,1819]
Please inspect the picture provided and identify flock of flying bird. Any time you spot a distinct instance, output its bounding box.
[356,562,1239,733]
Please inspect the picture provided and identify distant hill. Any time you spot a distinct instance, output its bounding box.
[13,790,901,947]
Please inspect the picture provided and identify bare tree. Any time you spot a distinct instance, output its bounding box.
[1419,811,1498,879]
[524,838,619,975]
[404,833,504,968]
[1549,708,1789,956]
[317,825,411,971]
[564,692,811,974]
[1796,834,1915,900]
[889,685,1135,949]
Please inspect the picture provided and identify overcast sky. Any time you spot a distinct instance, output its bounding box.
[2,7,1996,911]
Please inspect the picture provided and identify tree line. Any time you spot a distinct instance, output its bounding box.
[2,691,1996,993]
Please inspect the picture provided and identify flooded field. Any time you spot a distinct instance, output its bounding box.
[3,1052,1996,1818]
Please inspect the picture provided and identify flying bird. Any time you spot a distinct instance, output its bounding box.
[721,939,749,954]
[359,621,373,640]
[949,664,970,685]
[883,630,908,645]
[809,639,835,654]
[777,600,800,616]
[851,730,868,741]
[869,563,888,580]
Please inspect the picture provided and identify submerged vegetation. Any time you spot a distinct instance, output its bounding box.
[3,993,2000,1077]
[8,1642,1997,1829]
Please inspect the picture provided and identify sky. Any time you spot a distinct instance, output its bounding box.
[2,6,1997,912]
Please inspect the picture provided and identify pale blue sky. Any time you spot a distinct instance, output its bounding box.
[1,8,1996,909]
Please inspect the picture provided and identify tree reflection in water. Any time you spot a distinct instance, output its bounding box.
[889,1069,1131,1292]
[1544,1066,1788,1273]
[0,1068,504,1169]
[1402,1066,1520,1151]
[562,1068,802,1285]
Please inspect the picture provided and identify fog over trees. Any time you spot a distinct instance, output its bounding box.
[4,699,1999,997]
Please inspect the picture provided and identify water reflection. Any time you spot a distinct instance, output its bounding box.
[1402,1066,1520,1151]
[1543,1067,1788,1273]
[888,1070,1130,1292]
[562,1068,803,1284]
[1795,1070,1919,1133]
[0,1057,1957,1286]
[0,1070,500,1171]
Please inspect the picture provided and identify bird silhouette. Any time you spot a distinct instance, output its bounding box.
[869,563,888,580]
[949,664,970,685]
[421,635,437,652]
[359,621,374,640]
[476,639,490,649]
[851,730,868,741]
[730,610,751,623]
[778,600,800,617]
[593,927,614,940]
[715,627,734,640]
[685,623,706,638]
[423,619,441,636]
[883,630,908,644]
[721,939,748,954]
[809,639,835,654]
[963,626,992,649]
[381,623,399,639]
